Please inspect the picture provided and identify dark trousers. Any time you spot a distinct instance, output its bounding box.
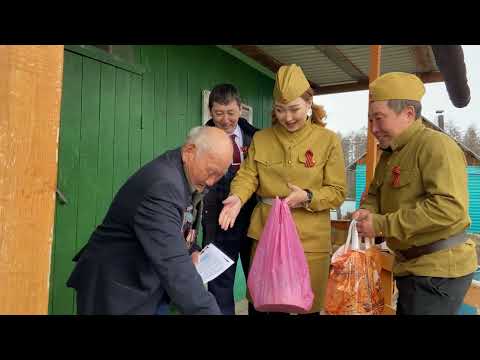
[247,303,320,317]
[395,273,474,315]
[207,235,253,315]
[156,302,170,315]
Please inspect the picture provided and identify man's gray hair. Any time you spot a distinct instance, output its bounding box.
[387,99,422,119]
[184,126,214,154]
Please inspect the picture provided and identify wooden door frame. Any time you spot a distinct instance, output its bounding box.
[0,45,64,314]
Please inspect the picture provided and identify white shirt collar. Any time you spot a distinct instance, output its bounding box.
[232,124,243,144]
[233,124,242,137]
[230,123,244,161]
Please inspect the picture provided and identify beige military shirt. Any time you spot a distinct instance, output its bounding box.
[230,119,347,252]
[362,119,478,277]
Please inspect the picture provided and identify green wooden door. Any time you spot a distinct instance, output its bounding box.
[49,50,143,314]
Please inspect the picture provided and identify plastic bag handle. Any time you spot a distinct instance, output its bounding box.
[364,237,373,249]
[343,219,361,254]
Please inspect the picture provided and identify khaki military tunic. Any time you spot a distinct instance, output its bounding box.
[230,119,347,312]
[362,119,478,277]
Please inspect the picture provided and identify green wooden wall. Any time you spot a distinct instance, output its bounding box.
[49,45,274,314]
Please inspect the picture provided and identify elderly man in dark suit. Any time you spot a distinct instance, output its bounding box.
[67,126,233,315]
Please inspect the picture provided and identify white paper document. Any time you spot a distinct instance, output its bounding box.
[195,244,234,284]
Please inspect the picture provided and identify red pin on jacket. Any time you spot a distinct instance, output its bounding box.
[305,149,316,168]
[391,165,401,187]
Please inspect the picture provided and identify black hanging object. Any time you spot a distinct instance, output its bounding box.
[431,45,471,108]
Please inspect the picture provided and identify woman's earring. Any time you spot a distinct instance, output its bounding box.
[307,108,313,117]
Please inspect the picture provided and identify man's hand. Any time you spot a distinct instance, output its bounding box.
[219,195,242,231]
[191,251,200,265]
[352,209,375,238]
[284,183,308,209]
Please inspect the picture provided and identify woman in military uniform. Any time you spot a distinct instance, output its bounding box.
[219,64,347,315]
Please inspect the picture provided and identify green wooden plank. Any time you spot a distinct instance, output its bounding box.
[65,45,146,75]
[140,73,155,165]
[95,63,116,226]
[153,53,167,156]
[113,69,131,194]
[186,66,203,131]
[76,58,101,252]
[187,47,215,125]
[133,45,143,66]
[49,51,83,314]
[262,76,274,129]
[141,45,167,73]
[128,74,142,174]
[166,47,188,149]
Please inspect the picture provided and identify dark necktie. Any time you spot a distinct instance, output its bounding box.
[230,134,241,172]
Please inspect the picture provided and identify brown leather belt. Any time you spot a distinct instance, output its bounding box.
[396,231,469,261]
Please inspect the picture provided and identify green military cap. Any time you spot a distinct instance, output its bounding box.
[369,72,425,102]
[273,64,311,103]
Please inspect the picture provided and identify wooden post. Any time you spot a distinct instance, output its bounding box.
[364,45,397,314]
[365,45,381,191]
[0,46,64,314]
[379,252,395,313]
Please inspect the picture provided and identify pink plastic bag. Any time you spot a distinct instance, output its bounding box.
[247,197,314,313]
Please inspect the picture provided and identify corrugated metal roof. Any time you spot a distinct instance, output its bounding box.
[256,45,355,85]
[254,45,439,90]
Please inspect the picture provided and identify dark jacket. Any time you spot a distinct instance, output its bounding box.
[66,148,221,315]
[202,118,258,247]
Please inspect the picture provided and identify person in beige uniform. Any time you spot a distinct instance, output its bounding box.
[219,64,347,316]
[353,72,478,315]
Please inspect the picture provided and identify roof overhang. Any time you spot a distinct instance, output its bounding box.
[230,45,444,95]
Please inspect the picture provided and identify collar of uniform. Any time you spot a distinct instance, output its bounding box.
[273,117,312,145]
[390,118,424,152]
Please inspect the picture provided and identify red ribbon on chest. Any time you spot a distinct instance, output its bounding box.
[305,149,316,168]
[391,166,401,187]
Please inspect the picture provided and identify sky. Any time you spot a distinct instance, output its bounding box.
[314,45,480,136]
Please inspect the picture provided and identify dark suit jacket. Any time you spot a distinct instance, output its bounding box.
[202,118,258,250]
[67,148,221,315]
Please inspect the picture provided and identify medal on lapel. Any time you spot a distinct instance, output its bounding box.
[185,229,197,248]
[305,149,316,168]
[182,205,194,248]
[391,166,401,187]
